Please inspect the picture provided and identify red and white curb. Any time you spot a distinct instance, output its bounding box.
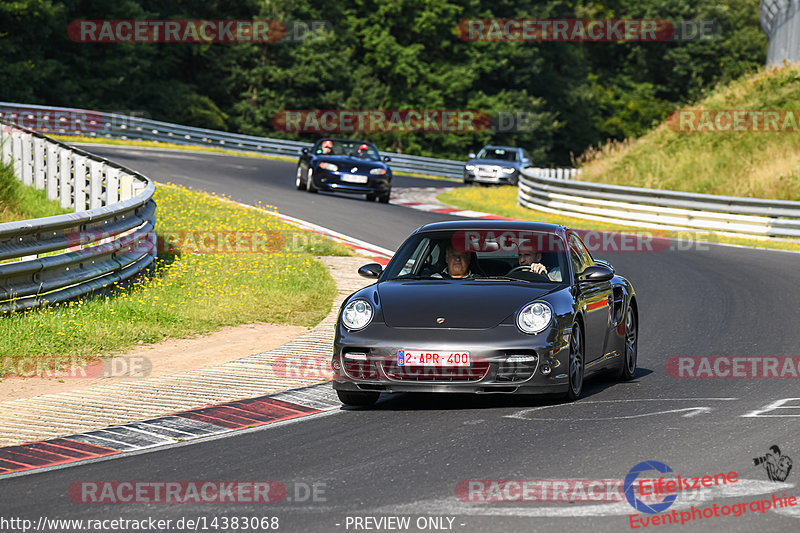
[0,383,340,477]
[390,187,512,221]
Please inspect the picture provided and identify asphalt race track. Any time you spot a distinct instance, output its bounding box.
[2,146,799,532]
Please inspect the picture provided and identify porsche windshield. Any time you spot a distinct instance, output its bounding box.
[314,139,381,161]
[476,148,519,161]
[384,230,568,283]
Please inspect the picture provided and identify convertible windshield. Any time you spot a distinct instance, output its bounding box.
[476,148,519,162]
[383,229,568,283]
[314,139,381,161]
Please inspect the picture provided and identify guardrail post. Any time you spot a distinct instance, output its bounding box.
[59,149,72,209]
[12,131,23,180]
[21,133,33,185]
[46,143,58,200]
[73,154,87,212]
[119,173,134,201]
[0,126,11,165]
[33,137,46,189]
[106,168,120,204]
[89,160,104,209]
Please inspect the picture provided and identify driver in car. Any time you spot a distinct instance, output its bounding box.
[517,250,561,282]
[320,139,333,155]
[356,143,370,158]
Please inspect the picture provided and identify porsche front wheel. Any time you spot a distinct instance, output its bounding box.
[566,322,584,401]
[617,304,637,380]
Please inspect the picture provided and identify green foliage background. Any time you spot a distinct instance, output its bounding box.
[0,0,766,163]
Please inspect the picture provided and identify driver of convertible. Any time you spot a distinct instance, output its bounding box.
[517,248,562,282]
[432,245,474,279]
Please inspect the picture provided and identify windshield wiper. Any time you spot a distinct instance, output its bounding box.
[386,275,438,281]
[473,276,514,281]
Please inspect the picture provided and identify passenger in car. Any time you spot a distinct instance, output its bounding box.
[432,245,474,279]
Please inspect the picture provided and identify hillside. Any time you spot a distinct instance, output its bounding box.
[577,66,800,200]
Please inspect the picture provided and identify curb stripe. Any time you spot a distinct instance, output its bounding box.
[390,187,513,221]
[0,384,340,477]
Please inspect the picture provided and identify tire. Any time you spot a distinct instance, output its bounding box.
[337,390,380,407]
[306,167,318,193]
[378,191,390,204]
[566,322,585,401]
[617,303,637,380]
[295,166,306,190]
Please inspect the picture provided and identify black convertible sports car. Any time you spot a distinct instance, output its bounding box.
[296,138,392,202]
[332,220,638,406]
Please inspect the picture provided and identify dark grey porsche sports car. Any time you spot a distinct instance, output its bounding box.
[332,220,638,406]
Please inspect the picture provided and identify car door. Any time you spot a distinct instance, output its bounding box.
[568,232,613,364]
[521,149,533,168]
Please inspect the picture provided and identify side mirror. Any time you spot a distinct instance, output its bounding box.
[593,259,614,273]
[578,265,614,282]
[383,155,392,162]
[358,263,383,278]
[301,147,309,155]
[468,152,476,159]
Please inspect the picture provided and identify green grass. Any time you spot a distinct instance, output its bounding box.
[438,186,800,253]
[577,65,800,200]
[0,163,71,222]
[0,182,353,363]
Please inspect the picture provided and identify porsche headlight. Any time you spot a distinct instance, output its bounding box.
[319,162,338,171]
[370,168,386,175]
[465,165,475,171]
[516,302,552,334]
[502,167,516,174]
[342,299,373,330]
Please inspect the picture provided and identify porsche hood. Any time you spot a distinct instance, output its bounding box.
[377,280,555,329]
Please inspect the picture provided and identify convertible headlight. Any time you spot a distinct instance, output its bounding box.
[516,302,552,334]
[465,165,475,171]
[342,299,373,330]
[502,167,516,174]
[370,168,386,175]
[319,162,338,171]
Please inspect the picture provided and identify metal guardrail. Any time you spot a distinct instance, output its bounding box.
[518,170,800,239]
[760,0,800,66]
[0,102,577,180]
[0,120,157,312]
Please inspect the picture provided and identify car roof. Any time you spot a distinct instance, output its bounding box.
[481,145,521,151]
[413,220,567,235]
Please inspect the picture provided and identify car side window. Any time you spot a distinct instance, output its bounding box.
[568,233,593,276]
[398,239,430,276]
